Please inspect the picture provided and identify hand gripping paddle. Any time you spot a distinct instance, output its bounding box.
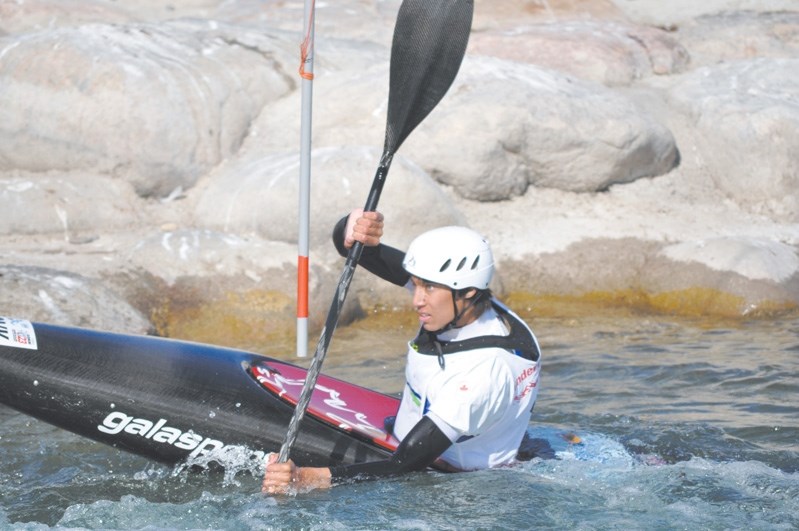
[278,0,474,463]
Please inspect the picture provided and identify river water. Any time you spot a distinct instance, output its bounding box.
[1,307,798,529]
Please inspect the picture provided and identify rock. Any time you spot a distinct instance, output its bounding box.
[677,11,799,67]
[469,20,690,86]
[661,237,799,283]
[193,146,466,249]
[247,63,394,154]
[609,0,799,27]
[0,0,797,330]
[667,58,799,222]
[0,265,151,333]
[647,236,799,316]
[0,171,140,238]
[0,0,131,34]
[404,57,679,200]
[0,20,295,198]
[471,0,626,31]
[127,229,295,286]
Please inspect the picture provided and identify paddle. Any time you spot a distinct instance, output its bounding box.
[277,0,474,463]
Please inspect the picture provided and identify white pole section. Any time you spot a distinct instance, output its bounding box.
[296,0,315,358]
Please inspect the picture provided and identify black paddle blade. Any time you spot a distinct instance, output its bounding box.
[384,0,473,157]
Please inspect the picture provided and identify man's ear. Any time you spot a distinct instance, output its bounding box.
[463,288,478,299]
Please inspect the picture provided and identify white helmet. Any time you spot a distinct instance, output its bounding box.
[402,226,494,290]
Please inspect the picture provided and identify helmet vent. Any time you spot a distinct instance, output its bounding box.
[471,256,480,270]
[456,257,468,271]
[439,259,451,272]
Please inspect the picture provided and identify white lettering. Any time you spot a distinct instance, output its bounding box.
[97,411,133,434]
[96,410,238,458]
[124,417,153,436]
[145,418,167,439]
[152,426,181,444]
[175,431,203,450]
[189,437,225,457]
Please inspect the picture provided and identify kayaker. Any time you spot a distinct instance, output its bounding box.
[263,209,542,494]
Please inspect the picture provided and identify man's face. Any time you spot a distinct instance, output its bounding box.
[409,276,456,331]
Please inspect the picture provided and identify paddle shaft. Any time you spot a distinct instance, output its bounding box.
[277,0,473,463]
[277,162,390,463]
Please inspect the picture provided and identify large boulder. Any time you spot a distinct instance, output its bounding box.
[0,0,131,34]
[471,0,625,31]
[609,0,799,26]
[0,171,140,238]
[676,11,799,67]
[0,20,294,197]
[0,265,151,333]
[403,57,679,200]
[469,20,690,86]
[668,58,799,222]
[194,146,467,249]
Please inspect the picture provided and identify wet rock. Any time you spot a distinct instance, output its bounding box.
[661,237,799,284]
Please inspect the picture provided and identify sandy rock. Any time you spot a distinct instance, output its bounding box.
[609,0,799,26]
[677,11,799,67]
[244,63,390,155]
[0,0,235,34]
[469,20,690,86]
[403,57,679,200]
[0,20,294,197]
[661,237,799,283]
[667,58,799,222]
[194,146,467,249]
[500,235,799,316]
[0,171,140,238]
[472,0,626,31]
[0,265,151,333]
[646,238,799,316]
[127,229,295,286]
[1,0,798,330]
[0,0,132,34]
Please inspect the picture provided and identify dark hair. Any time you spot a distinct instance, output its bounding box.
[456,288,493,317]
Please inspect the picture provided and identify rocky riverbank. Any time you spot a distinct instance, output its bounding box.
[1,0,797,350]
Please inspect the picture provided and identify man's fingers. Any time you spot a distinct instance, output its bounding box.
[352,212,384,246]
[360,210,384,221]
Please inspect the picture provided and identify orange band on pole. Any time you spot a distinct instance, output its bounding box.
[297,255,309,318]
[299,0,315,81]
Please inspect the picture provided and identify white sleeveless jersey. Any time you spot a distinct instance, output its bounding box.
[393,303,541,470]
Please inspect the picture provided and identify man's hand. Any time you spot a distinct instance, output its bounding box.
[343,208,384,248]
[262,453,332,495]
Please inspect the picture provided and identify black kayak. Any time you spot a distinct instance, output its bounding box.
[0,315,398,468]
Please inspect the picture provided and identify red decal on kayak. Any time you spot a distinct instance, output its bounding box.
[252,361,400,451]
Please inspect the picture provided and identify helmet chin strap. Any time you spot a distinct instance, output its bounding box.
[440,289,476,332]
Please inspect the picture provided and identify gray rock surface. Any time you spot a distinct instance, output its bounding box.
[1,0,797,342]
